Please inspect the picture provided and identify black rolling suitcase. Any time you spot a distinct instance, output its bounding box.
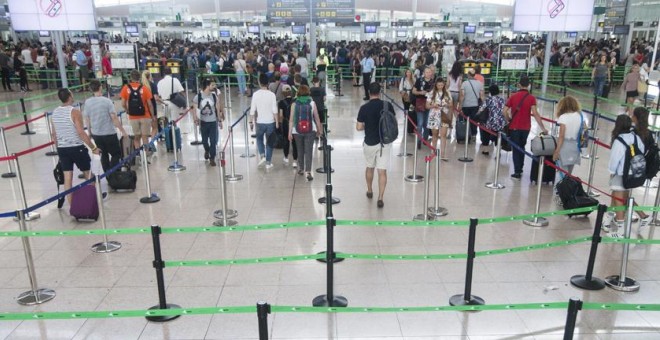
[530,159,555,184]
[456,119,471,144]
[556,176,598,217]
[107,166,137,192]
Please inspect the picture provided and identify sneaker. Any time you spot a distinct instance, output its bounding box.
[283,157,289,165]
[265,163,274,170]
[209,160,216,167]
[607,231,624,239]
[638,215,652,239]
[204,152,209,160]
[292,161,298,168]
[601,212,615,232]
[511,173,522,180]
[258,158,266,167]
[553,195,563,207]
[102,192,108,200]
[297,170,304,175]
[306,172,313,181]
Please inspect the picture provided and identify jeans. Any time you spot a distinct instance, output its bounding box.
[416,110,429,140]
[200,121,219,159]
[294,132,316,172]
[593,76,606,97]
[236,70,246,95]
[256,123,276,162]
[462,106,480,142]
[92,134,122,172]
[509,129,530,175]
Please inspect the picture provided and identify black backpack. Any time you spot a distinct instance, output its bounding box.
[644,135,660,180]
[379,101,398,146]
[616,134,647,189]
[127,85,145,116]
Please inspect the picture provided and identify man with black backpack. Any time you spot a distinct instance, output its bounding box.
[120,70,155,152]
[356,83,397,209]
[192,78,224,167]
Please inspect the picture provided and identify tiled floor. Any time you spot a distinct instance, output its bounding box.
[0,81,658,339]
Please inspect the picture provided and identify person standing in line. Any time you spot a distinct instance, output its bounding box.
[288,85,322,181]
[458,69,485,145]
[295,51,309,79]
[0,48,12,91]
[156,67,185,121]
[74,44,90,91]
[399,69,415,134]
[84,79,126,174]
[192,79,224,167]
[621,63,641,116]
[412,67,435,148]
[141,71,160,141]
[250,74,279,169]
[315,48,329,88]
[426,78,453,159]
[121,70,155,152]
[51,88,101,203]
[503,76,548,180]
[447,62,462,112]
[479,84,507,156]
[551,96,586,192]
[360,51,375,101]
[356,83,392,209]
[234,53,248,96]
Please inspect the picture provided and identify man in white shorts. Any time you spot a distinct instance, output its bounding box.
[356,83,392,209]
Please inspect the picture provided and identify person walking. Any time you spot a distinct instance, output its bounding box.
[591,54,611,97]
[621,63,641,115]
[288,85,322,181]
[192,79,224,167]
[51,88,100,204]
[360,51,375,100]
[425,78,452,157]
[356,83,393,208]
[250,74,279,169]
[0,48,12,91]
[279,85,298,167]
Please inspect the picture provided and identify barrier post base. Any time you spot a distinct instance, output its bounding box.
[13,212,40,221]
[427,207,448,218]
[240,153,256,158]
[315,251,345,263]
[458,157,474,163]
[16,288,56,305]
[214,209,238,220]
[397,152,412,157]
[212,219,238,227]
[312,294,348,307]
[146,304,182,322]
[316,167,335,174]
[604,275,640,292]
[413,214,429,221]
[449,294,485,307]
[91,241,122,253]
[20,131,36,136]
[485,182,505,189]
[523,217,549,227]
[140,194,161,204]
[45,151,58,156]
[190,141,203,146]
[318,197,340,205]
[1,172,16,178]
[168,163,186,172]
[405,175,424,183]
[650,219,660,227]
[570,275,606,291]
[225,174,243,182]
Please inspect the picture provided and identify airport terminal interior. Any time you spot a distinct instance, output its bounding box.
[1,0,660,339]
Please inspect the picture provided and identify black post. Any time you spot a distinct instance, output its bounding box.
[317,144,340,205]
[505,72,511,98]
[312,215,348,307]
[256,301,271,340]
[570,204,607,290]
[449,218,485,306]
[146,225,181,322]
[562,298,583,340]
[19,98,35,135]
[591,95,598,130]
[316,131,333,173]
[561,70,567,97]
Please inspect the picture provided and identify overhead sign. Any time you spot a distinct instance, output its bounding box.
[8,0,97,31]
[423,22,455,28]
[499,44,530,71]
[391,21,413,27]
[478,22,502,27]
[513,0,595,32]
[267,0,355,22]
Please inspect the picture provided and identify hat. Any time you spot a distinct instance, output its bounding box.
[282,84,292,92]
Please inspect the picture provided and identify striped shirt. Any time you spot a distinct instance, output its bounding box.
[52,106,83,148]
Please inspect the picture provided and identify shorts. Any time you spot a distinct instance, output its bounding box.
[57,145,91,172]
[129,118,152,137]
[626,90,639,99]
[363,142,391,170]
[609,175,628,192]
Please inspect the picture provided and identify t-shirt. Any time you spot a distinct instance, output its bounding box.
[156,76,184,102]
[249,89,278,124]
[505,90,536,131]
[461,79,483,108]
[193,92,218,123]
[279,97,293,121]
[120,82,153,120]
[83,96,117,136]
[357,99,391,146]
[557,112,586,141]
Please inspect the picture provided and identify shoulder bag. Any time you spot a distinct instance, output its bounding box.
[169,76,187,109]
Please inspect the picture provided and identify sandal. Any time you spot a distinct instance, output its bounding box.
[366,191,373,199]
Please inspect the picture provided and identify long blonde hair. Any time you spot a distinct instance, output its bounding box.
[141,70,152,88]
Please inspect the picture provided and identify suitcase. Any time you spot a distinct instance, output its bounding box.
[70,184,99,221]
[107,166,137,192]
[601,82,611,98]
[530,159,556,184]
[556,176,598,217]
[456,119,472,144]
[163,125,182,152]
[530,135,557,156]
[122,135,137,166]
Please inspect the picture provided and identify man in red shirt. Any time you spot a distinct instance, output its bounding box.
[503,76,548,180]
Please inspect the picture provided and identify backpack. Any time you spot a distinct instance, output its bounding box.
[127,85,145,116]
[616,134,647,189]
[210,56,220,73]
[295,100,313,134]
[644,135,660,180]
[379,101,398,146]
[197,93,218,116]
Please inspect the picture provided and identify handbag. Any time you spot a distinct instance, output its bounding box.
[169,76,187,109]
[267,128,283,149]
[402,90,410,103]
[578,113,589,149]
[414,95,427,112]
[53,162,65,209]
[531,134,557,156]
[637,79,648,94]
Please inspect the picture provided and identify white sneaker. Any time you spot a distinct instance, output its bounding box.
[258,158,266,167]
[601,212,615,232]
[638,216,652,239]
[292,161,298,168]
[283,157,289,165]
[553,195,563,207]
[607,231,624,239]
[265,163,274,170]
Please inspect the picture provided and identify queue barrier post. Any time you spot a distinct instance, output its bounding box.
[317,108,331,151]
[562,297,582,340]
[44,113,58,156]
[397,106,412,157]
[240,112,255,158]
[523,156,549,227]
[1,127,17,178]
[485,132,505,189]
[582,112,600,160]
[312,215,348,307]
[225,125,244,182]
[213,152,238,226]
[91,175,121,253]
[19,98,35,136]
[316,123,334,174]
[256,301,271,340]
[404,133,424,182]
[317,145,343,263]
[167,120,186,172]
[570,204,607,290]
[428,150,448,218]
[318,144,340,205]
[146,225,181,322]
[413,158,432,221]
[449,218,485,307]
[585,137,601,197]
[650,181,660,227]
[15,209,56,305]
[458,118,473,163]
[140,146,161,204]
[605,197,640,292]
[12,155,40,221]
